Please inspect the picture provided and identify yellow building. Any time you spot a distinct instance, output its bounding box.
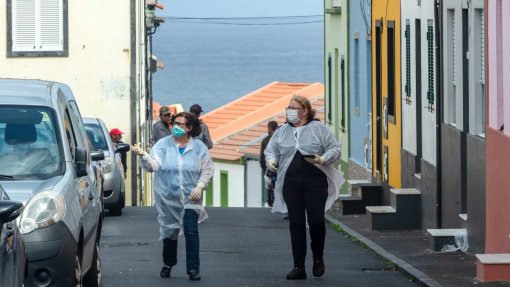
[371,0,401,188]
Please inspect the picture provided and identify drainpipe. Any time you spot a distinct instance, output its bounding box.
[243,158,248,207]
[435,0,443,228]
[130,0,138,207]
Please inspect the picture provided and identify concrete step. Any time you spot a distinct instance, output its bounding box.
[366,188,421,230]
[476,254,510,282]
[339,180,382,215]
[427,228,466,251]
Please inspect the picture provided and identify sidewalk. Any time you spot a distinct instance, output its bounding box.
[326,211,510,287]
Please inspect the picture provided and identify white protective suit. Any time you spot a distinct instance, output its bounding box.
[139,136,214,240]
[264,121,344,214]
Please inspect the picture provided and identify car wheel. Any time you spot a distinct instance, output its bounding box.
[83,242,102,287]
[73,254,82,287]
[109,194,123,216]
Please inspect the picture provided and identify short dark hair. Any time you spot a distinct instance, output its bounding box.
[171,112,202,137]
[267,121,278,131]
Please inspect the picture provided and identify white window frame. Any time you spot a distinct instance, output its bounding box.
[8,0,67,57]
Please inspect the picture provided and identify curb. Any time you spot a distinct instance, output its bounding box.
[325,214,443,287]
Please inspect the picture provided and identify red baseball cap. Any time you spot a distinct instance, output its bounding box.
[109,128,124,136]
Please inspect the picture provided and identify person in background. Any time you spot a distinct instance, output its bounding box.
[260,121,278,207]
[110,128,129,178]
[189,104,213,149]
[264,95,343,280]
[153,106,173,144]
[131,112,214,281]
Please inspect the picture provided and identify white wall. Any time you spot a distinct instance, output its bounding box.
[211,161,245,207]
[0,1,144,204]
[246,159,263,207]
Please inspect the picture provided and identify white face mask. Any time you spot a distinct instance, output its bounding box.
[286,109,300,124]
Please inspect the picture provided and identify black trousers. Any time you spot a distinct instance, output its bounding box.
[283,171,328,267]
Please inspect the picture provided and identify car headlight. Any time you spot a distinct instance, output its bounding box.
[101,157,113,174]
[20,191,65,234]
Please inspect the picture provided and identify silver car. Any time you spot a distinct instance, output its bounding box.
[84,118,128,216]
[0,78,104,287]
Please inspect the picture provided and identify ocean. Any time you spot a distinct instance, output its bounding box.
[152,20,324,114]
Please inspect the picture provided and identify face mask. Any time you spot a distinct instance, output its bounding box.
[172,125,186,138]
[286,109,300,124]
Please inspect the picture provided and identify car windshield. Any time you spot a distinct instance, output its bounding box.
[0,106,64,180]
[84,123,108,151]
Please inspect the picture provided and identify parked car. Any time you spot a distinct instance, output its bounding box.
[0,78,104,287]
[84,118,129,216]
[0,184,26,287]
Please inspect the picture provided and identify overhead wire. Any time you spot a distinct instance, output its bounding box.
[161,15,324,26]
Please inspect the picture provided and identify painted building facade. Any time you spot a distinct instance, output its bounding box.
[0,0,149,206]
[476,0,510,282]
[441,0,486,252]
[348,0,372,181]
[372,0,402,194]
[324,0,349,193]
[400,0,439,228]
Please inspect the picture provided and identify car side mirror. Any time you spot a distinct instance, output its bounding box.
[75,147,88,177]
[115,143,130,153]
[91,150,105,161]
[0,200,23,224]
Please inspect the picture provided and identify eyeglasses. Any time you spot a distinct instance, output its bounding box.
[286,106,304,111]
[161,114,171,117]
[173,121,187,127]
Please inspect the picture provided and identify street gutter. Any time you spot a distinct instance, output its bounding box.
[325,213,443,287]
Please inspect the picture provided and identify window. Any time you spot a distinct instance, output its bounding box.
[387,21,396,122]
[340,55,346,130]
[427,20,435,111]
[354,38,360,114]
[327,53,332,124]
[445,9,457,125]
[8,0,68,57]
[405,19,411,103]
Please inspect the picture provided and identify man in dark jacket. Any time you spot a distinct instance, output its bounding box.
[153,106,174,144]
[189,104,213,149]
[260,121,278,207]
[110,128,130,178]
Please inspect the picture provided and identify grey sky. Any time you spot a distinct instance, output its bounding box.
[158,0,322,17]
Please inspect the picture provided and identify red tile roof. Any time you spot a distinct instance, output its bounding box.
[206,83,324,162]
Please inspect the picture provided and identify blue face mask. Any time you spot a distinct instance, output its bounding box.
[172,125,186,138]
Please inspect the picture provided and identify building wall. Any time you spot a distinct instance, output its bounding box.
[349,0,372,175]
[325,0,349,193]
[400,0,439,229]
[211,162,244,207]
[371,0,402,188]
[485,0,510,253]
[441,0,486,249]
[0,1,138,203]
[246,159,263,207]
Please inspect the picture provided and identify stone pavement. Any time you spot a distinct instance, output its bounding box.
[326,211,510,287]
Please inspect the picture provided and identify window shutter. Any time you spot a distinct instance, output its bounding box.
[405,19,411,102]
[427,20,435,110]
[13,0,36,52]
[39,0,63,51]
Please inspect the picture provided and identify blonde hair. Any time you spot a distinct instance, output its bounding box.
[291,95,316,121]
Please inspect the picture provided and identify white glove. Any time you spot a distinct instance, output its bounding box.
[267,159,278,172]
[304,155,326,165]
[131,143,148,157]
[190,182,206,201]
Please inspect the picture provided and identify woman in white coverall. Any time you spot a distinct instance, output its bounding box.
[132,112,213,281]
[264,95,343,280]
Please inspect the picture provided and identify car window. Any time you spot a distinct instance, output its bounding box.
[0,106,64,180]
[85,123,108,151]
[64,109,77,159]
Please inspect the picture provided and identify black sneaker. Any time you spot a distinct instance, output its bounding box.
[188,270,201,281]
[160,266,171,278]
[286,266,306,280]
[312,258,325,277]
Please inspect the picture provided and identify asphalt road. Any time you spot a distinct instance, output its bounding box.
[100,207,417,287]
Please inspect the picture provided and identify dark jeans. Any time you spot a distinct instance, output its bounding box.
[163,209,200,273]
[267,188,275,206]
[283,173,328,267]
